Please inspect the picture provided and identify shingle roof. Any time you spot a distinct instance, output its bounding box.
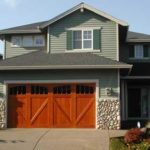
[0,21,48,35]
[127,31,150,42]
[0,51,132,70]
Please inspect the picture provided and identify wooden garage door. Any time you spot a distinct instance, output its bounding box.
[8,83,95,128]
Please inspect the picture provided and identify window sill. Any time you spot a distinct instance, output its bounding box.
[65,49,101,53]
[129,57,149,60]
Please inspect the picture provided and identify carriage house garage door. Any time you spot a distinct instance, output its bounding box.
[8,83,95,128]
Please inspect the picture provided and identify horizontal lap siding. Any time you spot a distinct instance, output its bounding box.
[5,35,47,58]
[0,70,118,97]
[50,10,117,60]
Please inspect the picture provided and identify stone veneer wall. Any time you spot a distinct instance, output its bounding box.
[0,97,120,129]
[0,99,6,129]
[97,98,120,130]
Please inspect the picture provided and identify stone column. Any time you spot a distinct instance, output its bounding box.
[0,98,6,129]
[97,98,120,130]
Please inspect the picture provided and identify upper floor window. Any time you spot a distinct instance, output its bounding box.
[129,44,149,59]
[134,45,143,59]
[73,30,93,50]
[67,28,101,51]
[11,35,45,47]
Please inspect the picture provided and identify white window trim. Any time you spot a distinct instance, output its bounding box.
[66,27,101,52]
[11,35,45,48]
[72,29,93,51]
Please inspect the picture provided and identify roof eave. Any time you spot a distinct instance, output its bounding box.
[0,64,132,70]
[127,39,150,43]
[0,29,42,35]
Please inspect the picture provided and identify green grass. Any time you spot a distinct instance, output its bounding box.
[110,137,127,150]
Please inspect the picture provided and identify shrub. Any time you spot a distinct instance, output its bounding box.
[110,138,127,150]
[124,128,144,144]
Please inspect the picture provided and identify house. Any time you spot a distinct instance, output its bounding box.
[0,3,149,129]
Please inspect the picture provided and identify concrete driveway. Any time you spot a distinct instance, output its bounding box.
[0,129,126,150]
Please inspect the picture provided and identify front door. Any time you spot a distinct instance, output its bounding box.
[128,87,150,119]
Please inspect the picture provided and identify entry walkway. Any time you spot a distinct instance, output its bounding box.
[0,129,126,150]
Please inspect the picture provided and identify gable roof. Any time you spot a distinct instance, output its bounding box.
[0,3,128,35]
[39,2,128,29]
[0,51,132,70]
[127,31,150,42]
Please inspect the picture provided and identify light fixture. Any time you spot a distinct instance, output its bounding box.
[80,7,84,13]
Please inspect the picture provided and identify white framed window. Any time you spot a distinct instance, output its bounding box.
[73,30,93,50]
[34,35,45,47]
[22,36,33,47]
[134,45,143,59]
[11,35,45,48]
[11,36,22,47]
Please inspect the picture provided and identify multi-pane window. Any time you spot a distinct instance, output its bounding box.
[73,31,82,49]
[83,31,92,49]
[129,44,149,59]
[11,35,45,47]
[73,30,93,50]
[134,45,143,59]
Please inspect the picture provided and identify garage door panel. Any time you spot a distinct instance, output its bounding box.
[29,97,50,128]
[8,97,28,128]
[53,97,73,127]
[76,97,95,128]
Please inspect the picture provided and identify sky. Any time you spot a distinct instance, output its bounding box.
[0,0,150,54]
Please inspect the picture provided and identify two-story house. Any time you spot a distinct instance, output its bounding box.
[0,3,148,129]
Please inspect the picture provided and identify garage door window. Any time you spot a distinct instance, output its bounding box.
[9,86,26,95]
[76,85,94,94]
[53,85,71,94]
[31,85,48,94]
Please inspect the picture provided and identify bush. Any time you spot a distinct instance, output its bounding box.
[110,138,127,150]
[124,128,144,144]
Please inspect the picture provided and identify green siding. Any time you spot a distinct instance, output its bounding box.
[49,9,117,60]
[0,70,119,97]
[5,35,47,58]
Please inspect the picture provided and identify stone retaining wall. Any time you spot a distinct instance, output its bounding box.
[0,99,6,129]
[97,98,120,130]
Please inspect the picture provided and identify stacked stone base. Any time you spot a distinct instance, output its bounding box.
[97,98,120,130]
[0,98,120,129]
[0,99,6,129]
